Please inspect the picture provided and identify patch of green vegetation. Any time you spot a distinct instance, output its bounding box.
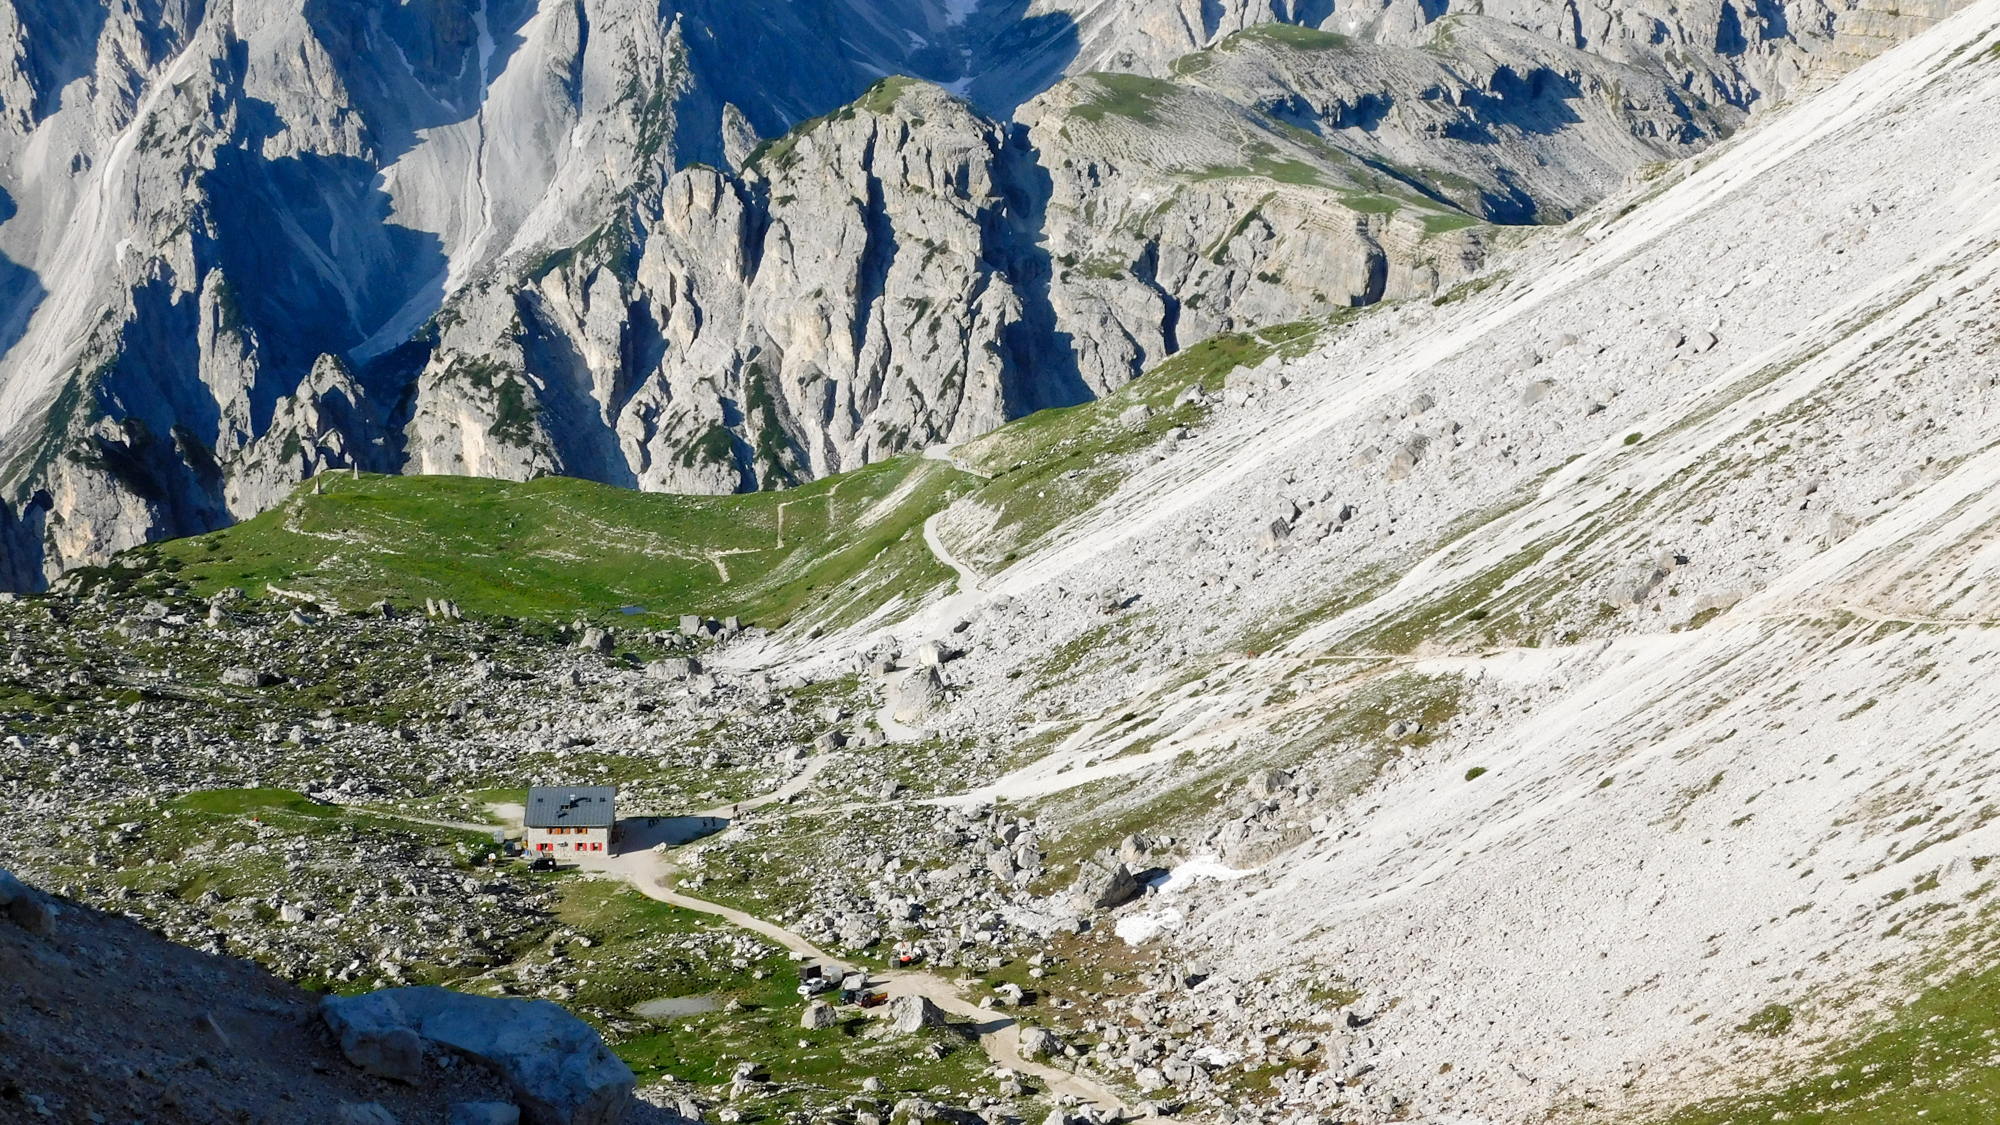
[1228,23,1354,50]
[746,366,801,490]
[527,213,640,286]
[1339,193,1404,215]
[1626,432,1645,445]
[748,79,925,172]
[1421,212,1481,236]
[1033,622,1119,690]
[856,75,922,115]
[170,788,339,819]
[1465,767,1487,781]
[1068,73,1181,125]
[678,424,737,471]
[1655,961,2000,1125]
[489,377,538,446]
[1354,537,1554,654]
[1310,981,1365,1007]
[1192,158,1329,187]
[1432,269,1512,307]
[152,459,969,628]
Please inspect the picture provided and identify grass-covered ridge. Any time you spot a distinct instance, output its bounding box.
[152,457,969,628]
[944,317,1343,576]
[749,76,935,171]
[1226,23,1356,51]
[139,316,1356,630]
[1068,73,1182,124]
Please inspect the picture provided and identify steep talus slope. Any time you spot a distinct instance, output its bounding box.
[778,3,2000,1119]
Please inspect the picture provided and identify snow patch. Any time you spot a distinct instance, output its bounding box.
[1115,908,1184,945]
[1150,856,1255,897]
[1118,858,1254,943]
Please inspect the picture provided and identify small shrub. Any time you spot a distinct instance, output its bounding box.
[1624,432,1643,445]
[1465,767,1487,781]
[1737,1003,1794,1038]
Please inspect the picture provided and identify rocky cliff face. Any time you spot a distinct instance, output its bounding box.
[0,0,1964,588]
[407,81,1056,492]
[387,20,1736,491]
[0,0,692,578]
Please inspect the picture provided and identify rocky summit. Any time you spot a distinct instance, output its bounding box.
[1,2,1998,1125]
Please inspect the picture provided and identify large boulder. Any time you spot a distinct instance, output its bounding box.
[1068,859,1141,910]
[0,867,51,935]
[221,666,281,687]
[886,995,946,1036]
[645,658,697,680]
[0,866,26,905]
[1017,1026,1064,1060]
[1246,769,1293,799]
[323,988,634,1125]
[889,667,945,724]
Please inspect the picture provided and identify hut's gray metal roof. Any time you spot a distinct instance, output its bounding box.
[525,786,618,828]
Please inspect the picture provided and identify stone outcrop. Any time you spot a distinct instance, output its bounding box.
[323,987,636,1125]
[224,354,392,517]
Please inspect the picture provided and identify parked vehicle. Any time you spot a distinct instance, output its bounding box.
[797,964,833,996]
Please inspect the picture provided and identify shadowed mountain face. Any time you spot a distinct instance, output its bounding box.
[0,0,1953,587]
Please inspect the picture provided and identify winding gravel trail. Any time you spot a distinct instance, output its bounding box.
[376,754,1130,1109]
[591,755,1129,1111]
